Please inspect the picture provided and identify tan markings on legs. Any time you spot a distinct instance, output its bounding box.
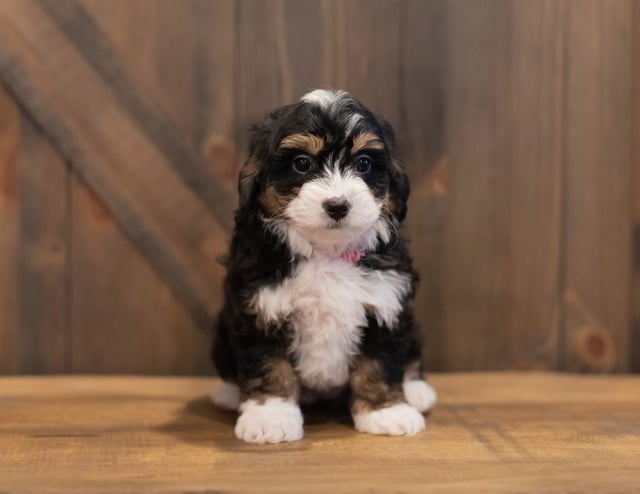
[350,356,404,414]
[243,358,300,403]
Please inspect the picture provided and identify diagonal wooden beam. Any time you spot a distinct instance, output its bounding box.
[0,0,227,328]
[39,0,234,232]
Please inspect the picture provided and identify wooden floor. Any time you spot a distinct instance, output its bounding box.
[1,373,639,493]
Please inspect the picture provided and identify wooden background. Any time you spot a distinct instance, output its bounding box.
[0,0,638,375]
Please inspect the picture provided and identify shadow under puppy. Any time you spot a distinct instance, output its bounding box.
[211,89,436,443]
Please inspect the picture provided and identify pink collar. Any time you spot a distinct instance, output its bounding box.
[340,248,365,264]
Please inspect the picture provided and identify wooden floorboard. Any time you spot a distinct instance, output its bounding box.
[1,373,639,493]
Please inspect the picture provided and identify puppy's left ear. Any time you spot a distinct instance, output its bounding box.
[378,116,410,223]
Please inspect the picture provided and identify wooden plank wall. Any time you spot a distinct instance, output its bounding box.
[0,0,637,374]
[632,0,640,374]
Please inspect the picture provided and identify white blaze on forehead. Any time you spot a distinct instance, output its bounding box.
[301,89,349,108]
[319,166,364,200]
[345,113,364,136]
[301,89,364,137]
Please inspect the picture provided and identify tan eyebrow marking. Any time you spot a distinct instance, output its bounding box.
[279,133,325,155]
[352,132,385,154]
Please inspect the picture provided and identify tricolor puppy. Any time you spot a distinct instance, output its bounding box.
[211,89,436,443]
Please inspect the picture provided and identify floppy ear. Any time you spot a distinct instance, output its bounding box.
[237,105,295,212]
[237,155,262,211]
[377,116,410,223]
[237,121,272,212]
[389,159,410,222]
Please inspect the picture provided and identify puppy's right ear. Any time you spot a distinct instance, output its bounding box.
[237,104,294,211]
[237,122,271,211]
[237,155,261,211]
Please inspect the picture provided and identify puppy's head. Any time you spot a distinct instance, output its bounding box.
[238,89,409,257]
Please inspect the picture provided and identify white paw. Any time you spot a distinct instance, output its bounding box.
[210,381,240,411]
[235,397,304,444]
[403,380,437,413]
[353,403,425,436]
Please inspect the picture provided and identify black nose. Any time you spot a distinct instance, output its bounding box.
[323,198,351,220]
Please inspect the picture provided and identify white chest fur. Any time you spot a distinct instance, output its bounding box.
[251,257,411,390]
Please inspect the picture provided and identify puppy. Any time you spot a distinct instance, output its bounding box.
[211,89,436,443]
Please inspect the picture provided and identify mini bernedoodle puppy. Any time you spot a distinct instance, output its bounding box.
[211,89,436,443]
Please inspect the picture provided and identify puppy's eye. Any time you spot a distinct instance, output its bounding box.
[355,156,372,174]
[292,155,312,174]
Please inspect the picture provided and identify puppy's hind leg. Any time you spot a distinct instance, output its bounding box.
[211,304,242,412]
[211,305,244,411]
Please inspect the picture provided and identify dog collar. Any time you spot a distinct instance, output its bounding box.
[340,248,365,263]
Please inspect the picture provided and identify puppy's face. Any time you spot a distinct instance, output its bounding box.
[239,90,409,256]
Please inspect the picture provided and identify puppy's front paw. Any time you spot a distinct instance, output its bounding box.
[403,380,437,413]
[353,403,425,436]
[235,397,304,444]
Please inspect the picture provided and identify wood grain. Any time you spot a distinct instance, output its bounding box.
[400,0,448,370]
[280,0,325,99]
[70,177,212,375]
[0,85,19,373]
[189,0,237,148]
[67,1,215,374]
[17,118,70,373]
[330,0,403,124]
[235,0,288,149]
[0,0,226,328]
[0,373,639,493]
[41,0,234,230]
[68,0,178,374]
[0,87,71,373]
[631,0,640,374]
[562,0,633,372]
[0,0,638,374]
[443,0,565,370]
